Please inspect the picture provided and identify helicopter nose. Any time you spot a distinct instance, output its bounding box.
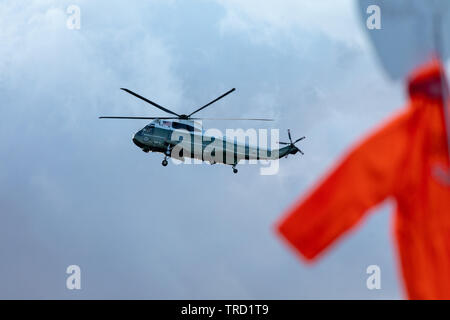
[132,132,143,147]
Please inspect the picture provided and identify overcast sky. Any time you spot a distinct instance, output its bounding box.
[0,0,412,299]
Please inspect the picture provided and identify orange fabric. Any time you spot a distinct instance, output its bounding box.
[276,60,450,300]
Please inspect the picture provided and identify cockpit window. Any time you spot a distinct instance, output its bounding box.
[143,125,154,134]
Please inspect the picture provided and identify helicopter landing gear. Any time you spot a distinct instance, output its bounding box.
[143,148,150,153]
[165,145,172,156]
[232,165,238,174]
[162,145,171,167]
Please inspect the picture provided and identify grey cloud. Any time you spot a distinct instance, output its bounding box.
[0,0,404,299]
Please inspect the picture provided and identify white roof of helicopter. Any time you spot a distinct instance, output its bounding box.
[151,118,203,131]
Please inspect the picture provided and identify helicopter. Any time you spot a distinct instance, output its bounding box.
[99,88,305,173]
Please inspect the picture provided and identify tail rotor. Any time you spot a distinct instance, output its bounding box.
[279,129,305,156]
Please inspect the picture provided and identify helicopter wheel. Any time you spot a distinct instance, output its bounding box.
[162,159,168,167]
[233,167,238,174]
[143,148,150,153]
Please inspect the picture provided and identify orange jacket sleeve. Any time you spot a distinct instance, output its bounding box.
[277,110,411,261]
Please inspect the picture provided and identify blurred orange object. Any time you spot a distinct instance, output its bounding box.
[277,59,450,299]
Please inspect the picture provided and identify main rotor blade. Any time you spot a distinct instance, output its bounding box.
[293,136,306,144]
[288,129,292,142]
[99,116,274,121]
[120,88,181,117]
[189,117,274,121]
[188,88,236,117]
[99,116,179,120]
